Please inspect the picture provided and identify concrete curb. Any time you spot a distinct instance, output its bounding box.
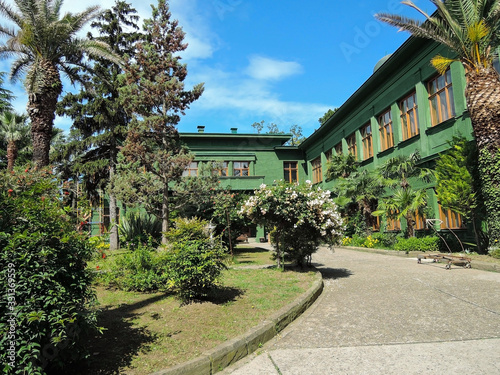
[339,246,500,273]
[150,271,323,375]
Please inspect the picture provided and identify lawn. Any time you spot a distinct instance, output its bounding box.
[70,246,316,374]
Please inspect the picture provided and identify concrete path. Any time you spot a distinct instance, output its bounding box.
[220,246,500,374]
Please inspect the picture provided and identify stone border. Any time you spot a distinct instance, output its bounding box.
[339,246,500,273]
[150,271,324,375]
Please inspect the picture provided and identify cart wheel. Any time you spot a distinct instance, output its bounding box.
[418,258,421,264]
[465,263,471,269]
[445,263,451,270]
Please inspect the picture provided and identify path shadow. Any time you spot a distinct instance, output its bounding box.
[65,293,169,375]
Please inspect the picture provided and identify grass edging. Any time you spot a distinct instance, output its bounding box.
[150,270,324,375]
[339,246,500,273]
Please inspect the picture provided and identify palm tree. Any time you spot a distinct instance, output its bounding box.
[334,169,386,233]
[376,187,428,238]
[0,0,121,167]
[375,0,500,243]
[376,151,433,237]
[0,111,29,170]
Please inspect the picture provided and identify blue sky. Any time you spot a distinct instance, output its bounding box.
[0,0,431,137]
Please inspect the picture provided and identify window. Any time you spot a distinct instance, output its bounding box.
[439,205,464,229]
[400,91,419,140]
[312,157,322,184]
[325,149,332,162]
[284,161,298,183]
[414,212,426,231]
[233,161,249,177]
[183,161,198,176]
[386,211,400,231]
[215,161,228,176]
[372,216,380,232]
[378,109,394,151]
[334,142,343,155]
[428,69,455,125]
[346,133,357,160]
[361,123,373,160]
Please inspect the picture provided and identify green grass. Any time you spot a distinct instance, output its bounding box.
[228,245,274,266]
[70,247,316,374]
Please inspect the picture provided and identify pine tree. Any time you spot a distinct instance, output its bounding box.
[114,0,204,243]
[56,1,142,249]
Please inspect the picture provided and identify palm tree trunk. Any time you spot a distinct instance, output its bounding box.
[6,140,17,171]
[465,68,500,244]
[27,60,62,167]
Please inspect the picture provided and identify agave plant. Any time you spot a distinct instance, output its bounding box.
[118,212,162,248]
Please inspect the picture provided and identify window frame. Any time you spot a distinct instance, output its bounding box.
[386,211,401,231]
[360,123,373,160]
[439,205,465,229]
[378,108,394,151]
[428,69,455,126]
[216,161,228,177]
[399,91,420,140]
[283,161,299,183]
[346,133,357,160]
[334,142,343,155]
[233,161,250,177]
[312,157,322,184]
[183,161,198,177]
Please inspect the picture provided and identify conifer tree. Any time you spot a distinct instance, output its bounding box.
[114,0,204,243]
[56,1,141,249]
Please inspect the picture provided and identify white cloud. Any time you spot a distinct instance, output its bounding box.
[187,65,329,133]
[246,56,303,81]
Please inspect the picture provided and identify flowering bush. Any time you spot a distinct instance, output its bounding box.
[0,168,97,374]
[240,180,344,267]
[362,235,379,248]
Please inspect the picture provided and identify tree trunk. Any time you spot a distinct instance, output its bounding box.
[465,68,500,244]
[405,213,415,238]
[27,60,62,167]
[6,140,17,171]
[162,176,170,244]
[109,159,119,250]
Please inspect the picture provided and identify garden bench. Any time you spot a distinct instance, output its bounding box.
[417,253,471,270]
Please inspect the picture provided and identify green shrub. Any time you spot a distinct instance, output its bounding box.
[349,234,367,247]
[0,168,98,374]
[488,246,500,259]
[118,212,162,248]
[371,232,400,249]
[96,243,170,292]
[394,236,439,252]
[164,218,227,300]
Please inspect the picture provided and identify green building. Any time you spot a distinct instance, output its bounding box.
[181,34,477,240]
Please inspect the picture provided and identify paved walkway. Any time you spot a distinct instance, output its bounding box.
[220,246,500,374]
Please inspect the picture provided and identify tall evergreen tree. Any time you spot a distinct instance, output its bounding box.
[113,0,204,243]
[56,1,141,249]
[435,136,486,252]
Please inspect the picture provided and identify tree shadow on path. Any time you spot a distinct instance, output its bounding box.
[313,265,353,280]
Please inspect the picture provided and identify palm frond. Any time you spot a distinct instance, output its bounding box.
[431,54,458,74]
